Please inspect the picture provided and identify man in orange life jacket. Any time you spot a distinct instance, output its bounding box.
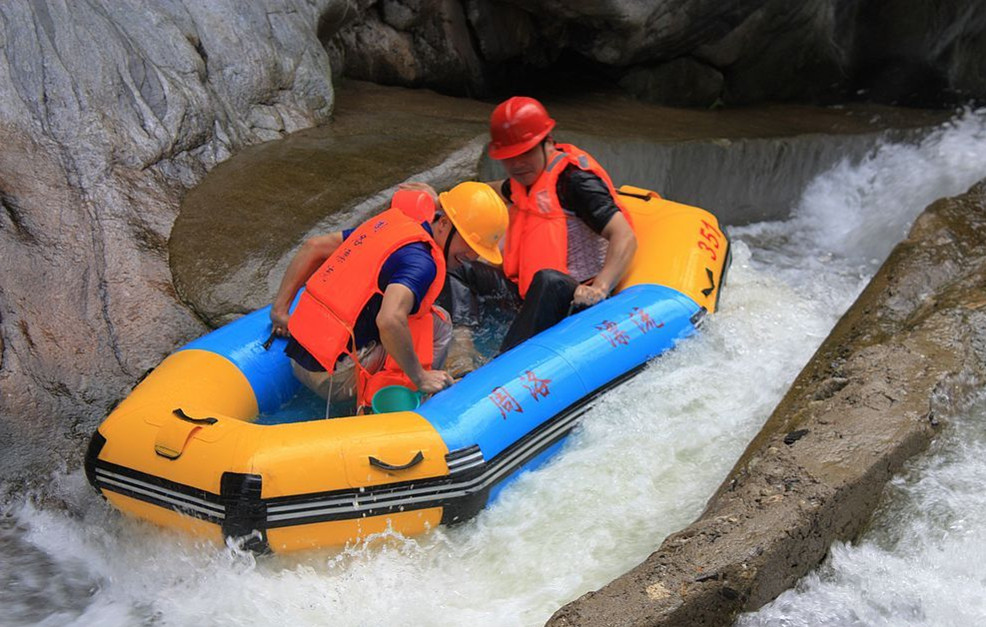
[480,96,637,351]
[269,182,508,408]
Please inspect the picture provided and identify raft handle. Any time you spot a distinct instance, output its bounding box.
[701,268,716,297]
[617,188,659,202]
[368,451,424,472]
[172,408,218,426]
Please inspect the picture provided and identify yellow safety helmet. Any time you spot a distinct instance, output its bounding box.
[438,182,508,265]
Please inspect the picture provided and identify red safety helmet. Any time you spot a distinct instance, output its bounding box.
[488,96,556,160]
[391,188,436,223]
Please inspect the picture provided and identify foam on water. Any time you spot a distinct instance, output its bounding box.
[739,392,986,627]
[2,109,985,626]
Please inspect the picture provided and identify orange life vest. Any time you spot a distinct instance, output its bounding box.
[502,143,632,298]
[287,208,447,407]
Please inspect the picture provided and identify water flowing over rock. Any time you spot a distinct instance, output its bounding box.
[1,1,950,485]
[171,81,946,326]
[329,0,986,106]
[0,0,343,480]
[548,178,986,625]
[170,82,491,325]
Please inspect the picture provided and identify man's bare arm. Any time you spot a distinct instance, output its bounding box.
[574,212,637,307]
[270,232,344,336]
[376,283,454,394]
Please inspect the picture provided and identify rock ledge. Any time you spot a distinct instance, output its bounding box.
[549,179,986,625]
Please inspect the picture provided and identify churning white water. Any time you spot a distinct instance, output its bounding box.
[2,110,985,627]
[738,392,986,627]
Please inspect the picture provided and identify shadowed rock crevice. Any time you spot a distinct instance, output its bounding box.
[548,179,986,626]
[327,0,986,106]
[0,189,36,245]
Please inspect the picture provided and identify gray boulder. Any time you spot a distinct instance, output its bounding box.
[0,0,342,480]
[328,0,486,94]
[694,0,850,104]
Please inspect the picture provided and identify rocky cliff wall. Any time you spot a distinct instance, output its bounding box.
[329,0,986,107]
[0,0,975,487]
[0,0,343,481]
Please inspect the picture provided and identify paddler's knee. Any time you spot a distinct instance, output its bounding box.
[527,269,579,305]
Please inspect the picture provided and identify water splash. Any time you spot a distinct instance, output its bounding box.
[3,109,986,626]
[794,108,986,269]
[739,392,986,627]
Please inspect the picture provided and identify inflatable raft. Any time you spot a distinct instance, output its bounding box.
[85,185,729,553]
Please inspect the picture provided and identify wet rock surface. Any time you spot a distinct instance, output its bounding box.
[170,82,490,325]
[548,179,986,625]
[173,80,948,323]
[0,1,342,480]
[619,58,725,109]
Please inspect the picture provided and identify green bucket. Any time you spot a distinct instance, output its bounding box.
[371,385,422,414]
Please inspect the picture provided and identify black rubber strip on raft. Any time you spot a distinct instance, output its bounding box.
[221,472,268,552]
[87,360,653,546]
[89,457,227,524]
[84,431,107,494]
[716,234,732,312]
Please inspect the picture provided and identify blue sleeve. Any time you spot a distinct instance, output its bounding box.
[379,243,438,314]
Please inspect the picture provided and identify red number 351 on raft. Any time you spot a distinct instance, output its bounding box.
[697,220,721,261]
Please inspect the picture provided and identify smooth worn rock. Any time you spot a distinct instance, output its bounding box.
[328,0,986,106]
[170,83,491,325]
[328,0,485,94]
[170,82,947,325]
[464,0,541,66]
[619,58,724,108]
[548,180,986,625]
[704,0,849,104]
[0,0,344,480]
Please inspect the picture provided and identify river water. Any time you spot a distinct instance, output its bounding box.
[2,110,985,627]
[739,391,986,627]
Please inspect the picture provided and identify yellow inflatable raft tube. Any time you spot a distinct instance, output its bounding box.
[85,185,729,553]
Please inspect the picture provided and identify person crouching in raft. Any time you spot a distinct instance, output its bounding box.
[269,182,508,411]
[486,96,637,351]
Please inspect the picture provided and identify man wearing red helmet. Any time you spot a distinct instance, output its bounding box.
[487,96,637,351]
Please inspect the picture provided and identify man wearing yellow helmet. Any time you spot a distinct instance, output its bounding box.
[269,182,507,410]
